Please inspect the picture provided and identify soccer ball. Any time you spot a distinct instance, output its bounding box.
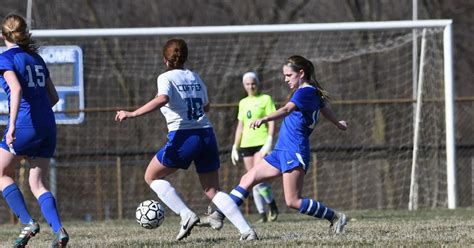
[136,200,165,229]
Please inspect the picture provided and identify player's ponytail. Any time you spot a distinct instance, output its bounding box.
[163,38,188,70]
[286,55,330,101]
[1,14,38,53]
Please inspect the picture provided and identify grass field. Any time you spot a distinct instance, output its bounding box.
[1,208,473,247]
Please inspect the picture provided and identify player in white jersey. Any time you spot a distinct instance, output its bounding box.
[115,39,257,241]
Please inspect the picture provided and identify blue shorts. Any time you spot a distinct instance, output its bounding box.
[264,149,309,174]
[156,128,220,173]
[0,126,56,158]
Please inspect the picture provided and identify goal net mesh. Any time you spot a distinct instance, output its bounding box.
[0,26,451,222]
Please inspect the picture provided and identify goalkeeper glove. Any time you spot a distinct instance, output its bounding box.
[231,145,239,166]
[259,136,273,155]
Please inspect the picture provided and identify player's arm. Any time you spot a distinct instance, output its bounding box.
[3,70,22,145]
[115,94,169,122]
[250,101,296,129]
[45,78,59,107]
[320,104,348,130]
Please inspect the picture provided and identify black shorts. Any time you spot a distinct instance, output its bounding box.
[239,146,262,157]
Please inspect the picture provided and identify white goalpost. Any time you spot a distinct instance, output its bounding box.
[20,20,456,217]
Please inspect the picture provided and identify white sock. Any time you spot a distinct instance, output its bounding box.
[212,191,251,234]
[150,179,190,217]
[252,185,266,214]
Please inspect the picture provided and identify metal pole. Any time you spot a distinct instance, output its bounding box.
[409,29,427,211]
[26,0,32,28]
[412,0,418,122]
[443,23,457,209]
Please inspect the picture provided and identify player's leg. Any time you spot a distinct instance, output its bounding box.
[253,151,279,221]
[29,157,69,247]
[1,155,40,248]
[282,166,347,234]
[0,149,31,224]
[0,139,39,247]
[145,156,199,240]
[228,158,281,211]
[243,155,266,222]
[198,170,256,239]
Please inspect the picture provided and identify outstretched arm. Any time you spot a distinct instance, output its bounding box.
[250,101,297,129]
[115,94,169,122]
[320,105,348,130]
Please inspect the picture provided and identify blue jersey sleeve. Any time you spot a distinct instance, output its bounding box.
[0,55,14,73]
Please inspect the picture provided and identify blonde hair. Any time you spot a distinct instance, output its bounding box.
[2,14,38,53]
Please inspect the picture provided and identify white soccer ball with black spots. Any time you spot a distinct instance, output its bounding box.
[136,200,165,229]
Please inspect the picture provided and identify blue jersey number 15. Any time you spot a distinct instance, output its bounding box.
[25,64,46,88]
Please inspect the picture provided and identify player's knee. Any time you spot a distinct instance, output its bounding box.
[202,188,218,200]
[144,174,153,186]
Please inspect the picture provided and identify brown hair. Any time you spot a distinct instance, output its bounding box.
[285,55,330,101]
[162,38,188,69]
[1,14,37,53]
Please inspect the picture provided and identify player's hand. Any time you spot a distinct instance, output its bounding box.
[259,136,273,155]
[6,127,16,153]
[231,145,239,166]
[337,120,348,131]
[250,118,265,129]
[115,110,133,122]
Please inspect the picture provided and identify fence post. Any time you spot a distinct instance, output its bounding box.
[116,156,123,220]
[50,158,57,197]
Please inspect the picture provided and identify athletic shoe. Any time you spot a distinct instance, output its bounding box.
[176,211,200,240]
[330,212,347,234]
[13,219,40,248]
[239,228,258,241]
[256,213,267,223]
[268,201,279,222]
[51,227,69,248]
[198,210,225,230]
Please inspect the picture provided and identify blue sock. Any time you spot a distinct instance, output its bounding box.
[216,185,249,216]
[38,192,62,232]
[299,198,334,221]
[2,183,32,224]
[229,185,249,206]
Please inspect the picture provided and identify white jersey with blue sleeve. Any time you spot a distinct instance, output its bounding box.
[274,86,325,156]
[157,69,212,131]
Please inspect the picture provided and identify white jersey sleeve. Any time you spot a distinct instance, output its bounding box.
[156,69,212,131]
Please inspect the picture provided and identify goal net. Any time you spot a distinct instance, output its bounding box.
[0,21,457,222]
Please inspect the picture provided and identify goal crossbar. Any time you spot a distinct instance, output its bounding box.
[31,20,452,37]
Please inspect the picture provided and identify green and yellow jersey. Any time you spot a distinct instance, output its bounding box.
[237,94,276,148]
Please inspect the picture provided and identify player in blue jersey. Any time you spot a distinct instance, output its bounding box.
[206,55,349,234]
[0,14,68,247]
[115,38,257,241]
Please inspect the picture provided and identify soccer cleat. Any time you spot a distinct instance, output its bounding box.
[198,210,225,230]
[13,219,40,248]
[268,202,279,222]
[330,212,347,234]
[239,228,258,241]
[51,227,69,248]
[176,211,200,240]
[256,213,267,223]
